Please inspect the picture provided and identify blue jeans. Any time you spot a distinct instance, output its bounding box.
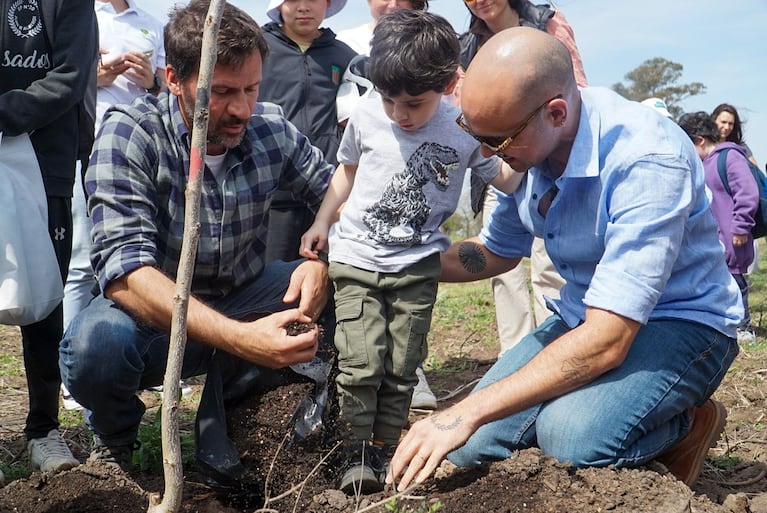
[59,260,304,447]
[448,314,739,469]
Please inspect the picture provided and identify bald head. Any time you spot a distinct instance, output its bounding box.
[462,27,576,125]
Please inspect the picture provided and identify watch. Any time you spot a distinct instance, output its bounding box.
[146,75,162,95]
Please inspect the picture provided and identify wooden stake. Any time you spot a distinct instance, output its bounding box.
[148,1,225,511]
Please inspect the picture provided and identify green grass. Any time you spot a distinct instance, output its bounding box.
[431,281,497,350]
[0,353,23,378]
[134,408,197,473]
[746,240,767,338]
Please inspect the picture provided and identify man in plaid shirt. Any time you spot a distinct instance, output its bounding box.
[59,1,334,484]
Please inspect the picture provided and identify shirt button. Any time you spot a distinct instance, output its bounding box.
[547,233,554,239]
[532,193,538,200]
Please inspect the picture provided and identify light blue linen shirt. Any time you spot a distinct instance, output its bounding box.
[482,87,742,336]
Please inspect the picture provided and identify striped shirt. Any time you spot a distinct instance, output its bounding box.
[86,93,333,297]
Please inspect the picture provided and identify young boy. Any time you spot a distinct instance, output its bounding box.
[261,0,357,264]
[300,10,520,494]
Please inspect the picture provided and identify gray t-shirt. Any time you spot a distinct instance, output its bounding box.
[331,96,500,272]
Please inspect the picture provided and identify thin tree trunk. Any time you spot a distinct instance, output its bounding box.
[147,1,225,511]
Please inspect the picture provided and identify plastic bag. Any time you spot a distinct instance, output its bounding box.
[0,134,63,325]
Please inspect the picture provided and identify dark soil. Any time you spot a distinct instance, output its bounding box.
[1,320,766,512]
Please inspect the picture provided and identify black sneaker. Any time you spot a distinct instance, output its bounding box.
[87,441,140,472]
[338,441,387,495]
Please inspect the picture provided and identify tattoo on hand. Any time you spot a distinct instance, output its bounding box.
[458,242,487,274]
[430,414,462,431]
[561,357,588,381]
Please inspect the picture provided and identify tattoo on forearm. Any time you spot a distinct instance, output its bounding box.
[430,415,462,431]
[561,357,589,381]
[458,242,487,274]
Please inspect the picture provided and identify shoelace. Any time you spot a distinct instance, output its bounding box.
[35,432,72,458]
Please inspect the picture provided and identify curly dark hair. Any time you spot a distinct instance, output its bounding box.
[165,0,269,82]
[678,111,720,145]
[369,9,459,97]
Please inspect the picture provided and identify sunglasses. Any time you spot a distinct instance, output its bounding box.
[456,94,563,156]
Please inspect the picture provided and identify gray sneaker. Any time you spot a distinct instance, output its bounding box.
[88,442,139,472]
[28,429,79,472]
[737,326,756,345]
[0,467,5,487]
[410,367,438,410]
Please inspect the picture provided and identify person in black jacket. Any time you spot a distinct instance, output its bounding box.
[0,0,98,476]
[260,0,357,264]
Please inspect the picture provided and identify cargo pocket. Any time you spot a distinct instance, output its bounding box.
[393,309,432,378]
[335,296,369,368]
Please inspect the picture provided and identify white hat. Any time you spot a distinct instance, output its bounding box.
[266,0,347,24]
[641,97,672,119]
[336,57,376,123]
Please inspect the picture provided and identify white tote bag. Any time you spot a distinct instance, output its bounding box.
[0,133,64,325]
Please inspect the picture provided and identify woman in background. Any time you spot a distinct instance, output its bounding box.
[679,111,758,345]
[712,103,759,167]
[712,103,761,276]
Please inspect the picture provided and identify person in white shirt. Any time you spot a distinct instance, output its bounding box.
[336,0,428,56]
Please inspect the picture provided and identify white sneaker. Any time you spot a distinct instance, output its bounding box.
[28,429,79,472]
[410,367,438,410]
[148,380,193,398]
[61,384,83,411]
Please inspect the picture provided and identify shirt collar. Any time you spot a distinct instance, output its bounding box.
[95,1,139,16]
[559,91,601,180]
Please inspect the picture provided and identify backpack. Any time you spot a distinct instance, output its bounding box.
[716,147,767,239]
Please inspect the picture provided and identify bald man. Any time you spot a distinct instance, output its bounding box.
[386,27,742,491]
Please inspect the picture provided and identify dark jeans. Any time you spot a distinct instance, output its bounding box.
[59,259,308,447]
[732,273,751,328]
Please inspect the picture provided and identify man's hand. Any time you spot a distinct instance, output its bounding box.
[235,309,319,368]
[106,266,323,369]
[386,405,476,491]
[283,259,329,321]
[122,51,157,90]
[97,49,129,87]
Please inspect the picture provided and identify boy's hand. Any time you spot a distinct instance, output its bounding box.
[299,223,330,260]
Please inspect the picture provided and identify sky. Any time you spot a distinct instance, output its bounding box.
[140,0,767,167]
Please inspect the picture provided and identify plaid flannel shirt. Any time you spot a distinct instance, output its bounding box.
[86,93,333,297]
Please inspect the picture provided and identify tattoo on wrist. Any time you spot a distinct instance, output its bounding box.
[458,242,487,274]
[430,414,462,431]
[561,357,588,381]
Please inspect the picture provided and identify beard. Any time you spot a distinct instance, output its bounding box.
[208,114,248,149]
[180,97,247,150]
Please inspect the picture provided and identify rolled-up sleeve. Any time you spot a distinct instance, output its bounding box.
[87,111,161,292]
[584,157,694,324]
